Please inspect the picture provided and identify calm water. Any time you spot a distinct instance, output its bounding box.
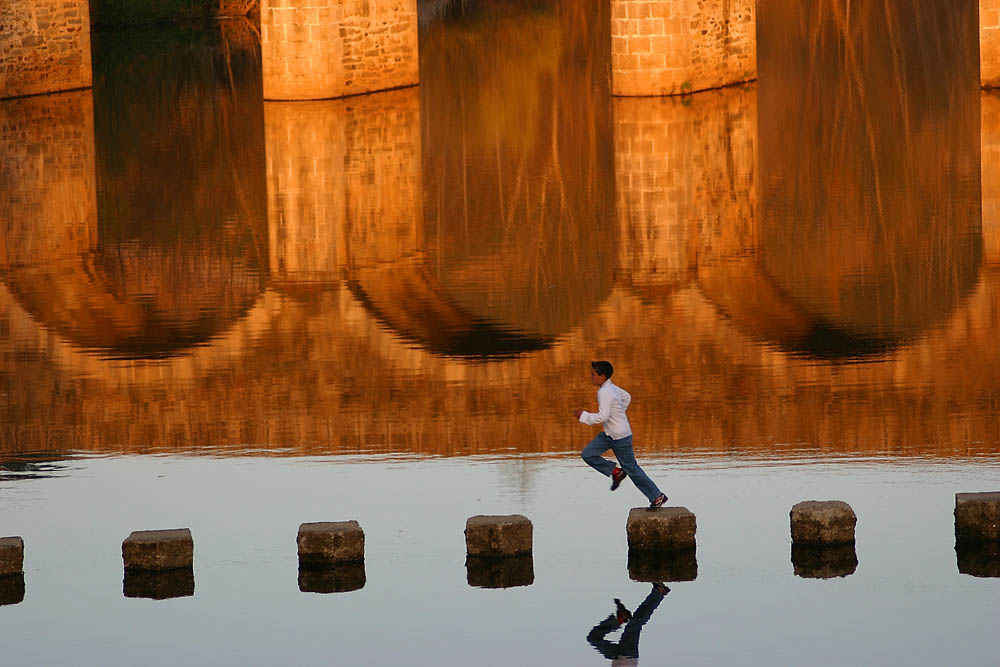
[1,0,999,664]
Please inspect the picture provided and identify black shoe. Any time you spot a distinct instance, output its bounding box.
[652,582,670,595]
[614,598,632,625]
[648,493,667,510]
[610,467,627,491]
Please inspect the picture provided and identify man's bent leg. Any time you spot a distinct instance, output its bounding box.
[582,433,617,476]
[610,436,663,502]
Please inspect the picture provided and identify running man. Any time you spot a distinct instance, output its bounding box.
[574,360,667,509]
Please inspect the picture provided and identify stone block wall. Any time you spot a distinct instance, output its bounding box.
[264,87,421,283]
[0,0,92,99]
[613,85,757,287]
[611,0,755,96]
[983,0,1000,87]
[983,92,1000,266]
[261,0,418,100]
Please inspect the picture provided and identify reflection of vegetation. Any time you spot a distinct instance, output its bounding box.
[84,21,268,356]
[419,0,616,340]
[757,0,982,351]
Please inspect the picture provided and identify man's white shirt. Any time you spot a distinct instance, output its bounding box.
[578,380,632,439]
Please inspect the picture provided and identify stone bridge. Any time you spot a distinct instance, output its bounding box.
[5,1,1000,100]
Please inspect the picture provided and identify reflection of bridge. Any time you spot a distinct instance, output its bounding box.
[6,0,1000,100]
[2,5,1000,457]
[3,5,1000,458]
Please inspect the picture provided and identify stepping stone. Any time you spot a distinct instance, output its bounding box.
[626,507,696,553]
[0,536,24,576]
[122,529,193,571]
[954,492,1000,542]
[790,501,856,545]
[465,515,532,557]
[297,521,365,567]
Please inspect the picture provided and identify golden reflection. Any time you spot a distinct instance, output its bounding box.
[758,0,983,354]
[2,2,1000,458]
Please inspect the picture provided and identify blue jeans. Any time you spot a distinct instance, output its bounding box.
[581,432,663,502]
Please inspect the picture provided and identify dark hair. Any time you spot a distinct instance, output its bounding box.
[590,360,613,379]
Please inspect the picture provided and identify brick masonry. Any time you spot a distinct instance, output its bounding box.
[611,0,756,96]
[0,0,92,99]
[264,86,421,281]
[613,85,757,286]
[261,0,418,100]
[983,0,1000,87]
[0,90,97,267]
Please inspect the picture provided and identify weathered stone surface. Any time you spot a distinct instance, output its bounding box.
[955,540,1000,578]
[465,515,533,556]
[297,521,365,566]
[627,548,697,582]
[298,561,366,593]
[791,544,858,579]
[983,0,1000,88]
[626,507,697,553]
[0,0,93,98]
[261,0,418,99]
[790,501,856,545]
[611,0,756,96]
[0,536,24,576]
[466,555,534,589]
[954,492,1000,541]
[0,573,25,606]
[123,568,195,600]
[122,529,194,571]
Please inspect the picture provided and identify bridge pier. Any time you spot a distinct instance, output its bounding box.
[261,0,418,100]
[611,0,756,96]
[984,1,1000,88]
[0,0,93,99]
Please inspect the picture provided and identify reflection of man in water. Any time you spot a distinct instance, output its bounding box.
[574,361,667,509]
[587,583,669,664]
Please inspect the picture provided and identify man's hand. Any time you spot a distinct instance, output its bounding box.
[573,409,583,419]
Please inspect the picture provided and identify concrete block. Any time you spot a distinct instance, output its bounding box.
[298,561,366,593]
[123,568,194,599]
[466,555,534,589]
[791,544,858,579]
[955,541,1000,578]
[790,501,856,545]
[465,515,533,556]
[627,548,698,582]
[297,521,365,567]
[0,573,25,606]
[122,529,194,571]
[626,507,696,553]
[954,492,1000,541]
[0,536,24,576]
